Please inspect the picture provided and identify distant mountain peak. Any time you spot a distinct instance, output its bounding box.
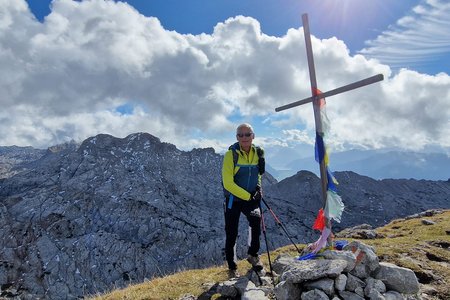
[47,139,78,153]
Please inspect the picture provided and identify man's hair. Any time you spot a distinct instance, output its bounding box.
[236,123,254,134]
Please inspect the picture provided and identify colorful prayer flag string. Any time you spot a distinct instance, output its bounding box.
[310,89,345,252]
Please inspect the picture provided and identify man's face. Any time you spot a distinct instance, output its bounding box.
[236,129,254,149]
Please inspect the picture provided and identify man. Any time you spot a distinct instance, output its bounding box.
[222,123,264,278]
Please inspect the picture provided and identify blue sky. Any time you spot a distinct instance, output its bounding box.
[1,0,449,165]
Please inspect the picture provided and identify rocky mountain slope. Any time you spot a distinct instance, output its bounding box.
[0,146,46,179]
[0,133,449,299]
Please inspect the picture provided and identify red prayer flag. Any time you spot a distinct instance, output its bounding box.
[312,208,325,231]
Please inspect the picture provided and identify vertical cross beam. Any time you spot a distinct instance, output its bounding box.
[302,13,328,207]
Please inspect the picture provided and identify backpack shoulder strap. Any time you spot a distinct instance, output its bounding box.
[255,146,265,175]
[229,142,239,169]
[255,146,263,158]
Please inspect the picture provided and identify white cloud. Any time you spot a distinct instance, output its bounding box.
[184,138,230,154]
[281,129,315,145]
[0,104,175,148]
[0,0,449,155]
[359,0,450,70]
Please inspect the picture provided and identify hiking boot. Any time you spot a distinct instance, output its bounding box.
[247,255,264,271]
[227,269,240,279]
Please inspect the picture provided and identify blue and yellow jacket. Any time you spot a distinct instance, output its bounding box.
[222,143,262,201]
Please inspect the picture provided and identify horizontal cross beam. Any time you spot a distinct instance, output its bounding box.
[275,73,384,112]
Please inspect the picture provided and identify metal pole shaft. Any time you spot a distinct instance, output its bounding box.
[261,198,301,253]
[260,209,274,284]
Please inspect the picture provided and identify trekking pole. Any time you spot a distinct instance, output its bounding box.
[260,207,275,285]
[261,197,301,254]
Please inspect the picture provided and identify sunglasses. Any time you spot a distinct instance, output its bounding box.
[236,132,253,138]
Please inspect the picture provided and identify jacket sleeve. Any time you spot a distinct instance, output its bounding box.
[222,150,251,200]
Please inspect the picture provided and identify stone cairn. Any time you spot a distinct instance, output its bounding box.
[183,240,420,300]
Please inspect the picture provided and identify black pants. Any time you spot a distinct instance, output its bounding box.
[224,197,261,270]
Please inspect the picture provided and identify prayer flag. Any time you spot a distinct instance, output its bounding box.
[310,88,345,252]
[325,191,345,223]
[311,227,332,253]
[312,208,325,231]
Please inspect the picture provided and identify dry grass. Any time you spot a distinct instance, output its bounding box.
[90,210,450,300]
[89,266,227,300]
[364,210,450,299]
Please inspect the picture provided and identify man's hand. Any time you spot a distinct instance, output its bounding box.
[251,189,262,202]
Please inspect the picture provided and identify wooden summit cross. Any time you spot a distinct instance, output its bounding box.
[275,14,384,236]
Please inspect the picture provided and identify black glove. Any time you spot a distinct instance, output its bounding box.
[251,189,262,202]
